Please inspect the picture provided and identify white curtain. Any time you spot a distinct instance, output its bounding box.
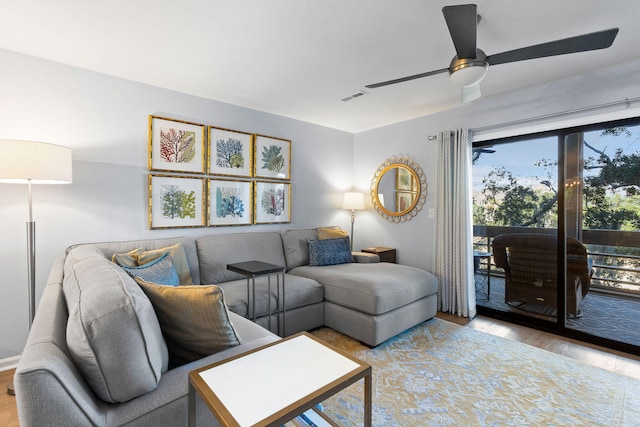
[434,129,476,318]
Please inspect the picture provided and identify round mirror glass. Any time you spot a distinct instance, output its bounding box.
[376,165,419,215]
[370,157,427,223]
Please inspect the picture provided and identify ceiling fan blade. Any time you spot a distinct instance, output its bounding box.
[461,83,481,103]
[365,68,448,89]
[486,28,619,66]
[442,4,478,59]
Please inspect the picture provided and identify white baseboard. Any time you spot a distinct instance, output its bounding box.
[0,355,20,372]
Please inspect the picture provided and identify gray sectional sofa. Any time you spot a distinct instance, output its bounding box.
[14,227,438,426]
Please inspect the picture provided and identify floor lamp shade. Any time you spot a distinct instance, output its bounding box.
[0,140,73,184]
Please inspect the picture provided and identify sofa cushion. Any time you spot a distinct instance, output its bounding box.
[197,232,286,284]
[63,245,168,403]
[135,280,242,367]
[112,243,193,285]
[120,253,180,286]
[281,228,318,270]
[218,274,324,318]
[288,263,438,315]
[308,237,353,266]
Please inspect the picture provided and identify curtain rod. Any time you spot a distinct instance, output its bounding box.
[427,96,640,141]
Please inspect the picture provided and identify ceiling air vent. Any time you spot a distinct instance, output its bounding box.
[341,90,368,102]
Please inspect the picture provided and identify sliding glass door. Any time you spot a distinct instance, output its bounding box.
[563,127,640,349]
[473,136,559,322]
[473,118,640,354]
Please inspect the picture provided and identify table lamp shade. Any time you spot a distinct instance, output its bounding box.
[0,140,72,184]
[342,192,365,210]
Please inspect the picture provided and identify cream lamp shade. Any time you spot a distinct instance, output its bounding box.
[342,192,365,210]
[0,140,73,184]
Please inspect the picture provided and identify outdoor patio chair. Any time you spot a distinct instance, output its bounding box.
[492,233,592,317]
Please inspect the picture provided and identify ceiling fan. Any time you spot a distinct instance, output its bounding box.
[365,4,619,103]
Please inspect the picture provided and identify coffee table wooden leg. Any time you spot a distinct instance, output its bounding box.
[364,373,372,427]
[188,382,196,427]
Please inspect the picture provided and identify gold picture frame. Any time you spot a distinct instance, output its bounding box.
[254,135,291,180]
[208,178,253,226]
[254,180,291,224]
[148,174,206,229]
[149,115,207,174]
[208,127,253,177]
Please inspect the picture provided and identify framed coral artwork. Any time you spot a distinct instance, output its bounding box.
[254,135,291,180]
[148,175,206,229]
[208,127,253,177]
[149,115,206,174]
[254,181,291,224]
[208,179,253,226]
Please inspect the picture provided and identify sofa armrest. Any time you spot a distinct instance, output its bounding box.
[352,252,380,263]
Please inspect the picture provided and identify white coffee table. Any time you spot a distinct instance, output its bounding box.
[188,332,372,426]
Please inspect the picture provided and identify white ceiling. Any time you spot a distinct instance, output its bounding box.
[1,0,639,133]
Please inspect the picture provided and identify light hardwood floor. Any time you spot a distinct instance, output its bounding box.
[2,313,640,426]
[0,370,18,427]
[437,312,640,380]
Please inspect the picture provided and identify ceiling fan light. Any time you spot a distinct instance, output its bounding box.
[449,49,489,87]
[449,63,488,87]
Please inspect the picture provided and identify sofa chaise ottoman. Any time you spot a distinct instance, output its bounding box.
[281,228,438,346]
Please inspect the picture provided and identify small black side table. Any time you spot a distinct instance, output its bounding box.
[227,261,285,336]
[473,251,492,300]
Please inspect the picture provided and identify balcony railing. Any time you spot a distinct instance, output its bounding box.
[474,225,640,296]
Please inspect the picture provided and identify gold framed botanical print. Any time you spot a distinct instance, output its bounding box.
[254,180,291,224]
[148,174,206,229]
[208,178,253,226]
[208,127,253,177]
[254,135,291,180]
[149,115,206,174]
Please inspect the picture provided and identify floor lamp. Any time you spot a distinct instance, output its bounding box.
[0,140,72,396]
[342,192,365,251]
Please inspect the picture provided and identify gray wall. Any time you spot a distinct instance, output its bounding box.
[0,49,354,359]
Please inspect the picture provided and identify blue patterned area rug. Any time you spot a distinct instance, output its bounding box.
[311,319,640,426]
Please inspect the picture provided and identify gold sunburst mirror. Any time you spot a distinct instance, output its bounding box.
[370,156,427,223]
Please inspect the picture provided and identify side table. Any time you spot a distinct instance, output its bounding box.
[362,246,397,263]
[473,251,492,300]
[227,260,285,336]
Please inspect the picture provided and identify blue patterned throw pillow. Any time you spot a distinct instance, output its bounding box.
[307,237,353,266]
[121,253,180,286]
